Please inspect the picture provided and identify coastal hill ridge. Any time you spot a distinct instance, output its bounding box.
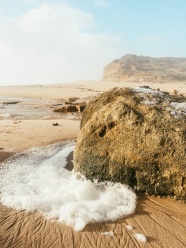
[103,54,186,83]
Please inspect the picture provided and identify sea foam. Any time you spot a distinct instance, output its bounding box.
[0,141,136,231]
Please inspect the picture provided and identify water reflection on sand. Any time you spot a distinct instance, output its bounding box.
[0,96,80,120]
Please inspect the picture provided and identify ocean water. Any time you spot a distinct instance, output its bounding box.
[0,96,79,120]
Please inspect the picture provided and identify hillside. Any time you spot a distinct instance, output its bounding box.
[103,54,186,83]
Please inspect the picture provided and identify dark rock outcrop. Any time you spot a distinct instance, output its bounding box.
[103,54,186,83]
[53,102,87,113]
[69,97,79,102]
[74,87,186,200]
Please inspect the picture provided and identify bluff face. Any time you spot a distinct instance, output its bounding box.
[74,87,186,200]
[103,54,186,83]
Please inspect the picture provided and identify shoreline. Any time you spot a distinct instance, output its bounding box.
[0,80,186,247]
[0,80,186,101]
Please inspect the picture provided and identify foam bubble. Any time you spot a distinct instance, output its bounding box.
[170,102,186,110]
[133,87,163,96]
[126,224,133,230]
[134,233,147,243]
[0,113,11,118]
[0,141,137,231]
[101,231,114,236]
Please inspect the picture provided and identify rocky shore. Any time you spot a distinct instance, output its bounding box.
[0,81,186,248]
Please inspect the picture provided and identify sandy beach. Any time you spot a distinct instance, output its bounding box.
[0,80,186,248]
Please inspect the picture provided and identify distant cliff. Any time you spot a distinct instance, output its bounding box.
[103,54,186,83]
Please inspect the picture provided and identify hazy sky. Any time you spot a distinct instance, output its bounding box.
[0,0,185,85]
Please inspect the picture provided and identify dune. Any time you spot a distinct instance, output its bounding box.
[0,80,186,247]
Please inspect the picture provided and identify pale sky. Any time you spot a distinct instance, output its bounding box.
[0,0,185,85]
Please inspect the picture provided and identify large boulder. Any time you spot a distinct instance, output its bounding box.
[73,87,186,200]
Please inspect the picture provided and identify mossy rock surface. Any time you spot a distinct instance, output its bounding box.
[74,87,186,200]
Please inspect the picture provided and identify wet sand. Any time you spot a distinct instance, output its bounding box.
[0,119,79,153]
[0,196,186,248]
[0,152,14,163]
[0,80,186,248]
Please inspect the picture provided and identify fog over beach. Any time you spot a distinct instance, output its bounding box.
[0,1,186,86]
[0,0,186,247]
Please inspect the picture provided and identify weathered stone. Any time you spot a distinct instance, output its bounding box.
[76,102,87,112]
[69,97,79,102]
[66,105,79,112]
[65,102,75,105]
[74,87,186,200]
[79,105,86,112]
[53,106,67,113]
[53,104,80,113]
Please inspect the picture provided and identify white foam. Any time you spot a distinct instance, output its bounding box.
[0,113,11,118]
[134,233,147,243]
[170,102,186,110]
[126,224,133,230]
[133,87,163,96]
[101,231,114,236]
[132,87,165,106]
[142,100,156,105]
[133,87,186,118]
[0,141,136,231]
